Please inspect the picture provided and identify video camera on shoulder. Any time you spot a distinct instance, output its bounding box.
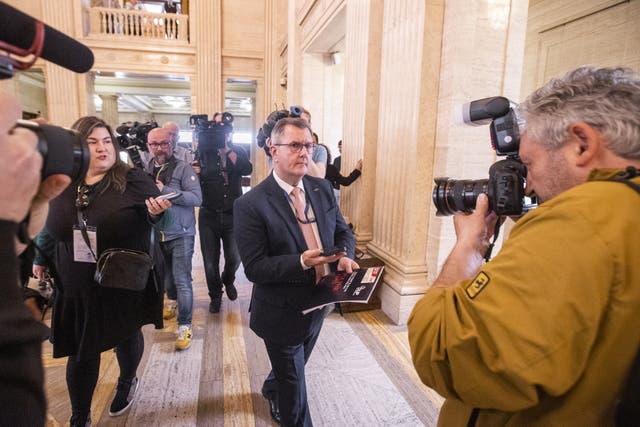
[115,121,158,168]
[256,105,303,157]
[432,96,537,217]
[190,112,234,153]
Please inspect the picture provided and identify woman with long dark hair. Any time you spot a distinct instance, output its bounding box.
[33,116,171,426]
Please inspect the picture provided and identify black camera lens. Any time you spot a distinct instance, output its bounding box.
[432,177,489,216]
[15,120,89,182]
[290,105,302,117]
[221,112,234,125]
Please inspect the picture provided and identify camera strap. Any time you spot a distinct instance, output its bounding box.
[153,156,178,185]
[483,220,503,262]
[605,166,640,194]
[29,238,61,320]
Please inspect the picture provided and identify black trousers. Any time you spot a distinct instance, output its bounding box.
[66,329,144,422]
[263,315,323,427]
[198,209,241,299]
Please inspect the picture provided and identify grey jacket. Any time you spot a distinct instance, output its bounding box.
[145,157,202,242]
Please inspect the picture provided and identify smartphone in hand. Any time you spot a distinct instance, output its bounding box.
[320,246,346,257]
[158,192,180,201]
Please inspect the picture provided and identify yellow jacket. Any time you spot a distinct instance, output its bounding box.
[408,169,640,426]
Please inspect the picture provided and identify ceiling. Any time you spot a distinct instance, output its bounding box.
[17,69,256,118]
[93,72,256,117]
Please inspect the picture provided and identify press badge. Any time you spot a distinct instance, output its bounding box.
[73,225,98,263]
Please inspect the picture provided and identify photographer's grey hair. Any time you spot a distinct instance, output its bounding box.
[519,66,640,159]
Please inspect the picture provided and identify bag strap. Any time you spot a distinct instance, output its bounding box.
[77,209,98,262]
[76,208,156,260]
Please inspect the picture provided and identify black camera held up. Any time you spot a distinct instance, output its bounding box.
[191,112,234,153]
[115,121,158,168]
[14,120,90,183]
[432,96,536,217]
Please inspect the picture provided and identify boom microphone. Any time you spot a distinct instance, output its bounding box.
[0,2,94,73]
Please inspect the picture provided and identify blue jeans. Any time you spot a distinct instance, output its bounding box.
[160,235,195,326]
[198,208,241,300]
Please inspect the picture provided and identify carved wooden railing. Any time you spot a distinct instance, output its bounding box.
[89,7,188,42]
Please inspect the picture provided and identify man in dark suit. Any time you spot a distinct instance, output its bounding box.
[234,117,358,426]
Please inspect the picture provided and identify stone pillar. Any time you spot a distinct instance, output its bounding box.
[42,0,92,126]
[286,0,302,104]
[99,94,119,128]
[191,0,222,113]
[253,0,277,182]
[366,0,445,325]
[341,0,383,252]
[368,0,528,325]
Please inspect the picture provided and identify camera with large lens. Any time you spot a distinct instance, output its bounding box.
[191,112,234,153]
[14,120,89,182]
[433,96,536,216]
[115,121,158,168]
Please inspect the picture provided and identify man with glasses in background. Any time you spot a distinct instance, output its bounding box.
[145,127,201,350]
[234,117,358,426]
[162,121,194,164]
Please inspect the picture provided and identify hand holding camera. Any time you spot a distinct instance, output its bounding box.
[0,95,42,223]
[432,96,536,218]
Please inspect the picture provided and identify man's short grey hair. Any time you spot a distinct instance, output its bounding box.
[519,66,640,160]
[271,117,312,145]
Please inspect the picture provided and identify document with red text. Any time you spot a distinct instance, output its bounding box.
[301,266,384,315]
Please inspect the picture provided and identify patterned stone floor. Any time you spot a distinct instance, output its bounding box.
[42,239,443,426]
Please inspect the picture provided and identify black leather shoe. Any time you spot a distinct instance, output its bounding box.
[209,297,222,313]
[225,282,238,301]
[263,392,281,425]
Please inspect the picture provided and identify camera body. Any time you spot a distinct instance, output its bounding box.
[115,121,158,168]
[15,120,89,182]
[191,112,234,152]
[432,96,535,216]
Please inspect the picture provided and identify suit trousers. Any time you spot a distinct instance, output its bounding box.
[263,312,324,427]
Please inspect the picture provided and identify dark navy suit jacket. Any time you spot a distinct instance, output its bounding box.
[233,173,355,345]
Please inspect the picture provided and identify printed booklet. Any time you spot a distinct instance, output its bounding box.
[301,265,384,315]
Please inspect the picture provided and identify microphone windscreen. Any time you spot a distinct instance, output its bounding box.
[0,3,94,73]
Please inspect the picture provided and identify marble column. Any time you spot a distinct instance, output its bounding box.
[99,94,119,128]
[368,0,527,324]
[191,0,222,113]
[364,0,444,325]
[253,0,278,182]
[286,0,303,104]
[341,0,384,252]
[37,0,92,126]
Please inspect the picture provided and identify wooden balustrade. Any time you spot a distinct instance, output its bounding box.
[89,7,189,42]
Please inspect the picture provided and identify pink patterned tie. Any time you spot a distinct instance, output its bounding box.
[291,187,324,282]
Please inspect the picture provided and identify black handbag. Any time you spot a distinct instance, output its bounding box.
[77,210,155,292]
[93,248,153,291]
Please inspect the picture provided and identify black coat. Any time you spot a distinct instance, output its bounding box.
[233,173,354,345]
[45,168,163,360]
[0,221,48,426]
